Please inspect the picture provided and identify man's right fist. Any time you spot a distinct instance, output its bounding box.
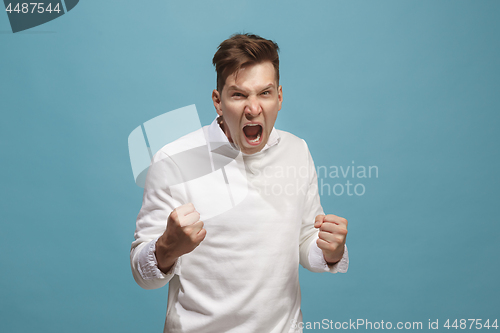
[155,203,206,273]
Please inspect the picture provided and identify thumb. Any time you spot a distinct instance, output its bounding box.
[314,215,325,228]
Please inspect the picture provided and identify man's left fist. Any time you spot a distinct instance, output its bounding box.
[314,214,348,264]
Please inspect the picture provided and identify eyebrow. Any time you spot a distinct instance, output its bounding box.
[259,84,276,92]
[226,83,276,92]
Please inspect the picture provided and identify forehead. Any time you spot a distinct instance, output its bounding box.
[224,61,277,89]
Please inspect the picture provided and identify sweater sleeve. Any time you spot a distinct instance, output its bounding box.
[298,140,349,273]
[130,150,186,289]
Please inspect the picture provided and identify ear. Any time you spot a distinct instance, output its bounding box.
[212,89,223,116]
[277,85,283,111]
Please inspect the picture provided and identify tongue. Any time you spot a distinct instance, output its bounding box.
[243,125,261,139]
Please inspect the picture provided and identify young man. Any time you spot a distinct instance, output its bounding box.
[131,33,349,333]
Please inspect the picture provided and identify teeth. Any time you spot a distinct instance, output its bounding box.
[248,132,261,143]
[245,123,259,127]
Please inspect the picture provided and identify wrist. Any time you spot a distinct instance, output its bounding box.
[323,249,344,265]
[155,240,179,274]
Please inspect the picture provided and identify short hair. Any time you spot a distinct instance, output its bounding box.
[212,33,280,92]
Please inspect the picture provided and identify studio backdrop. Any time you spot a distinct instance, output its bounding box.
[1,1,499,332]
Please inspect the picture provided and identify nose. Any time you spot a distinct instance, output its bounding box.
[244,96,262,118]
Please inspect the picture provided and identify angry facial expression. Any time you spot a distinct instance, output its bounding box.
[212,61,283,155]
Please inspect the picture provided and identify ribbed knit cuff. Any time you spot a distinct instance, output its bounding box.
[309,241,349,273]
[137,237,179,280]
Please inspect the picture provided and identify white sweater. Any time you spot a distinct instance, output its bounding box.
[130,119,348,333]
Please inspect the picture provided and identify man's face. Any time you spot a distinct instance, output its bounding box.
[212,61,283,155]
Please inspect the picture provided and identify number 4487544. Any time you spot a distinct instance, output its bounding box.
[444,319,498,330]
[5,3,61,14]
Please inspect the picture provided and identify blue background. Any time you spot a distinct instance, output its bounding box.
[1,0,499,332]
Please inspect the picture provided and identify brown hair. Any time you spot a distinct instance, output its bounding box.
[212,33,280,92]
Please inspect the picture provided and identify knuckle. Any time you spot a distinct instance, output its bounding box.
[199,228,207,237]
[177,217,185,226]
[336,227,347,235]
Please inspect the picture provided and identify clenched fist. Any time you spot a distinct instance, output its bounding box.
[155,203,207,273]
[314,214,348,264]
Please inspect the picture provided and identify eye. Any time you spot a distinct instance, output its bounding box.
[261,90,271,95]
[232,92,244,97]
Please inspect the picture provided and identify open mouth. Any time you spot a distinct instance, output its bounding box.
[243,123,263,144]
